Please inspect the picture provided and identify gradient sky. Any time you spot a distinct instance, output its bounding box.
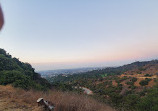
[0,0,158,71]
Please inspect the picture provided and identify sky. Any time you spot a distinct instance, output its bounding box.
[0,0,158,71]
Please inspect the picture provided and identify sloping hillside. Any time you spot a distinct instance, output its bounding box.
[48,60,158,111]
[0,48,51,90]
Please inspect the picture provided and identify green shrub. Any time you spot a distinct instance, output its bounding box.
[123,94,140,110]
[144,74,152,77]
[139,78,151,86]
[137,88,158,111]
[131,77,137,82]
[126,81,134,85]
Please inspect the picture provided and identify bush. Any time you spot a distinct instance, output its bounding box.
[131,77,137,82]
[126,81,134,85]
[139,78,151,86]
[144,74,152,77]
[137,88,158,111]
[123,94,140,110]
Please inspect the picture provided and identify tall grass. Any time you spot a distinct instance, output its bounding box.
[0,85,114,111]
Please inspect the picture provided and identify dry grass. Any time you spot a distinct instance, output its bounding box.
[0,85,115,111]
[112,80,117,87]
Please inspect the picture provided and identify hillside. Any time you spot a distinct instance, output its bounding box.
[49,60,158,83]
[0,48,51,90]
[48,60,158,111]
[0,85,114,111]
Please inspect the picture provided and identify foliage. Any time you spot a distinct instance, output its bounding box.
[131,77,137,82]
[137,87,158,111]
[144,74,152,77]
[0,48,51,90]
[139,78,151,86]
[122,94,140,110]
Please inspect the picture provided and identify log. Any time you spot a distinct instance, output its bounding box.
[37,98,55,111]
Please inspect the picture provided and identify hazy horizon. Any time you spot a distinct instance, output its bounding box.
[0,0,158,71]
[31,58,158,71]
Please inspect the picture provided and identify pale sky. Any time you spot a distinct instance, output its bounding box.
[0,0,158,71]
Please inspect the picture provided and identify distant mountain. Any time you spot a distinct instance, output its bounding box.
[0,48,51,90]
[48,60,158,83]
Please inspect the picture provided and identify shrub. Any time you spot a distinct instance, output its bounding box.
[137,88,158,111]
[144,74,152,77]
[131,77,137,82]
[126,81,134,85]
[123,94,140,110]
[139,78,151,86]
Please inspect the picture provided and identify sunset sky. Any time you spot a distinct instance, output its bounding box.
[0,0,158,71]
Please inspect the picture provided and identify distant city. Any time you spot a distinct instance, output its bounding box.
[38,67,103,78]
